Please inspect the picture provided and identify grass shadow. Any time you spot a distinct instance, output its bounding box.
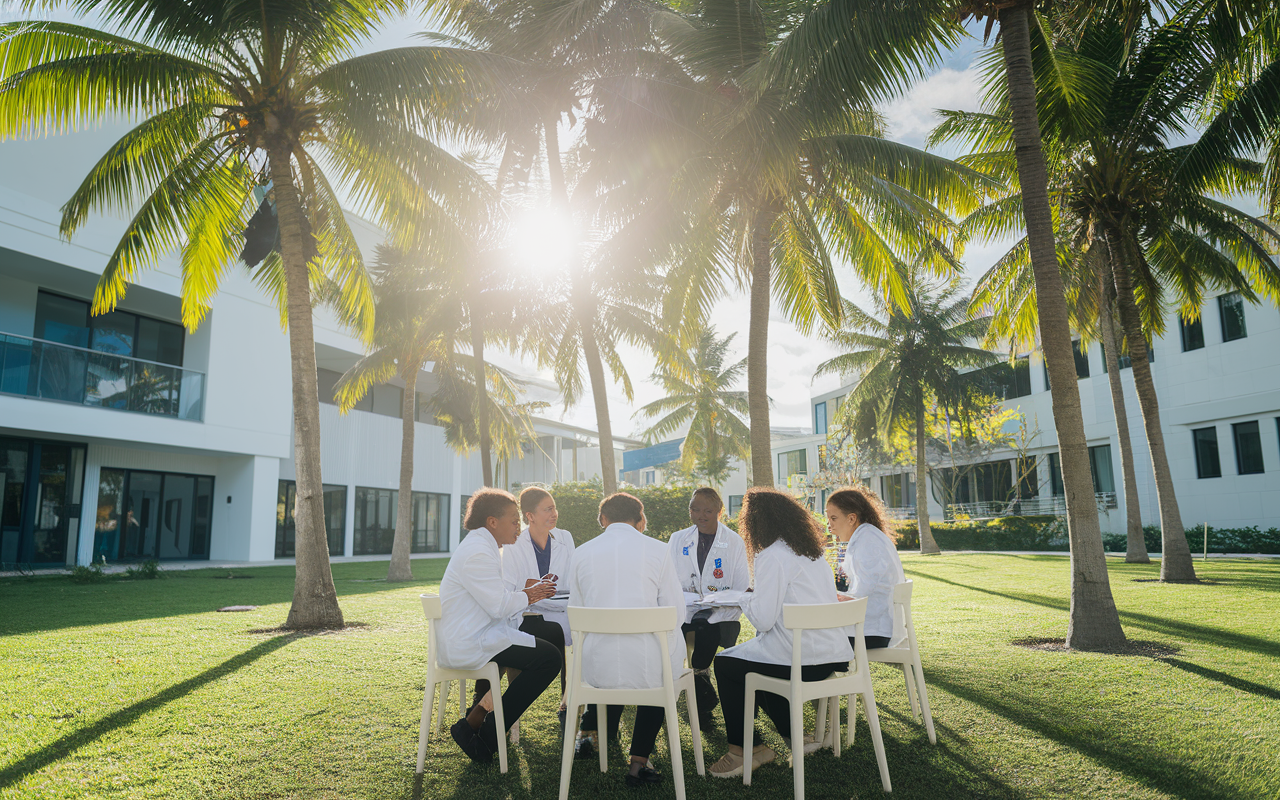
[0,634,297,789]
[1157,658,1280,700]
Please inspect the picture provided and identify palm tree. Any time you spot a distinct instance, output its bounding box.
[0,1,497,628]
[636,327,751,487]
[661,0,991,487]
[947,16,1280,580]
[957,1,1128,647]
[815,279,997,554]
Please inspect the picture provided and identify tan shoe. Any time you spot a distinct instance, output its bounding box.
[709,745,776,778]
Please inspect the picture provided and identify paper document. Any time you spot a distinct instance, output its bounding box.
[683,592,704,607]
[698,589,748,607]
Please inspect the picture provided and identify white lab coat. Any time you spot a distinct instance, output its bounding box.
[437,527,533,670]
[840,523,906,642]
[668,523,751,625]
[502,526,576,644]
[567,522,687,690]
[721,540,854,667]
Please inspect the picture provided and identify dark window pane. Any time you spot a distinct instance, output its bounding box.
[974,462,1011,502]
[192,477,213,557]
[1048,453,1065,496]
[317,369,342,406]
[324,485,347,556]
[977,357,1032,398]
[1088,445,1115,493]
[135,317,184,366]
[1073,341,1090,378]
[1232,421,1264,475]
[91,311,136,356]
[1180,315,1204,351]
[1218,293,1247,341]
[1017,457,1038,499]
[158,474,195,559]
[372,384,403,417]
[1193,428,1221,479]
[354,487,396,555]
[276,480,296,558]
[34,292,89,347]
[814,402,827,435]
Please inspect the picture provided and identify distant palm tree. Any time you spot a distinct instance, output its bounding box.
[0,0,498,628]
[815,279,997,554]
[636,328,751,487]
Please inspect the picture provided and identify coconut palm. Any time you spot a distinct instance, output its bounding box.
[815,278,998,554]
[944,15,1280,581]
[0,1,499,628]
[636,327,750,487]
[659,0,992,487]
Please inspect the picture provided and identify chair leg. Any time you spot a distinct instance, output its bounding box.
[848,694,857,747]
[742,687,755,786]
[913,657,936,745]
[665,689,687,800]
[558,698,579,800]
[416,682,433,774]
[830,695,841,758]
[491,672,508,774]
[685,681,705,776]
[814,697,828,745]
[791,697,804,800]
[597,705,608,773]
[862,689,891,793]
[902,664,920,721]
[433,680,447,737]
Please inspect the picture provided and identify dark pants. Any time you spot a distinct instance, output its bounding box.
[714,655,847,747]
[579,704,666,759]
[475,638,561,752]
[683,618,741,718]
[856,636,892,650]
[473,615,568,706]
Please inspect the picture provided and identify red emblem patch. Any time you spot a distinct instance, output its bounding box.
[713,568,724,579]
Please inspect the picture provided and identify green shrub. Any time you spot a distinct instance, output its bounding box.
[69,563,106,583]
[891,516,1065,551]
[532,479,720,546]
[124,560,164,580]
[1104,524,1280,555]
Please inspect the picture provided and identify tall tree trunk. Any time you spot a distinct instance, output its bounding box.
[469,313,494,487]
[916,399,939,554]
[747,206,775,487]
[581,325,619,494]
[269,144,344,630]
[1098,258,1149,564]
[388,365,418,582]
[998,4,1125,649]
[1106,230,1195,581]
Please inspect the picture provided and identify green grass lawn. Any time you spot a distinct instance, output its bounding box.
[1,555,1277,800]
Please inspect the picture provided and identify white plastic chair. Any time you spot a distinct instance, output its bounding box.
[415,594,510,774]
[558,606,705,800]
[743,598,891,796]
[864,581,935,744]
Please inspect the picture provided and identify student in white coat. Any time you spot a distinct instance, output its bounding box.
[667,487,750,729]
[439,489,559,763]
[568,493,686,788]
[499,486,575,726]
[709,488,854,778]
[827,486,906,649]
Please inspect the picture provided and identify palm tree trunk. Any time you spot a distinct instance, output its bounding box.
[581,325,619,494]
[1105,230,1195,581]
[747,206,775,487]
[1098,259,1149,564]
[388,365,418,582]
[268,144,344,630]
[916,400,939,554]
[997,3,1124,649]
[469,313,494,487]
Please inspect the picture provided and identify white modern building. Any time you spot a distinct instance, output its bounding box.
[780,298,1280,532]
[0,129,626,570]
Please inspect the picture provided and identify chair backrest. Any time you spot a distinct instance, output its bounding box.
[891,580,913,605]
[567,605,679,634]
[420,594,442,668]
[782,598,866,631]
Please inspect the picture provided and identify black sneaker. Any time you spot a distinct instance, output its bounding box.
[625,766,663,787]
[574,733,596,761]
[450,718,493,764]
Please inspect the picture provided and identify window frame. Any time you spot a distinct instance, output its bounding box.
[1218,292,1247,342]
[1192,427,1222,479]
[1231,421,1265,475]
[1179,314,1205,352]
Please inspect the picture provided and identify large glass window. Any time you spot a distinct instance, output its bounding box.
[1,439,85,565]
[35,291,183,365]
[727,495,743,517]
[1218,293,1247,342]
[1088,445,1115,493]
[1102,337,1154,371]
[1047,453,1065,497]
[93,468,212,561]
[978,357,1032,399]
[1192,427,1221,479]
[777,449,808,483]
[973,461,1012,503]
[1017,457,1039,499]
[814,402,827,436]
[275,481,347,557]
[354,487,449,555]
[1232,421,1264,475]
[880,473,915,507]
[1180,315,1205,351]
[371,384,403,417]
[933,467,972,505]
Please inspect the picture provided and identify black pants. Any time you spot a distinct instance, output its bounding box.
[473,615,568,706]
[713,655,847,747]
[683,617,741,718]
[475,638,561,752]
[579,704,666,759]
[855,635,892,650]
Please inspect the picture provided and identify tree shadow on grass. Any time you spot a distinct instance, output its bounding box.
[1157,658,1280,700]
[904,569,1280,659]
[0,634,298,790]
[928,673,1245,800]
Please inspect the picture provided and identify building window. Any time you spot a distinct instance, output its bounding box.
[643,470,656,485]
[93,468,213,561]
[34,290,184,365]
[1047,453,1065,497]
[933,466,972,506]
[1072,341,1090,378]
[978,357,1032,399]
[371,383,403,417]
[880,473,915,507]
[1179,315,1205,351]
[1088,445,1115,493]
[1101,338,1154,371]
[1017,457,1039,499]
[814,401,827,436]
[353,487,449,555]
[1218,293,1247,342]
[727,495,743,517]
[777,449,808,483]
[1232,421,1264,475]
[1192,427,1221,479]
[973,462,1012,502]
[275,481,346,557]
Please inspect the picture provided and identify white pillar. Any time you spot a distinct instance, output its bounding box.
[449,452,463,552]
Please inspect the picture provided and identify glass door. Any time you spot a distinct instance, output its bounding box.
[0,438,86,566]
[0,440,29,565]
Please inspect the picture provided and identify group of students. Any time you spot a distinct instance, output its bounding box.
[435,481,905,786]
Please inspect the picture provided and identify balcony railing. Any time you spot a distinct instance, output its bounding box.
[0,333,204,421]
[944,492,1117,520]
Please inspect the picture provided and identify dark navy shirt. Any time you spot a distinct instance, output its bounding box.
[532,534,552,578]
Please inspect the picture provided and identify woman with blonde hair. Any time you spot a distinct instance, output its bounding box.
[826,485,905,649]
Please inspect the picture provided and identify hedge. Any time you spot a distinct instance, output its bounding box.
[889,517,1280,554]
[526,479,714,546]
[1103,524,1280,555]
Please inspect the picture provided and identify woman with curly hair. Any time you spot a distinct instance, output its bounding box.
[826,486,905,650]
[707,487,853,778]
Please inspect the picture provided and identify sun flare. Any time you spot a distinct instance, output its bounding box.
[509,207,579,278]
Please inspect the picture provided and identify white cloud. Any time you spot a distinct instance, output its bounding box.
[879,64,986,151]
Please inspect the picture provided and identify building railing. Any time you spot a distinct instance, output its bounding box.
[945,492,1117,520]
[0,332,204,421]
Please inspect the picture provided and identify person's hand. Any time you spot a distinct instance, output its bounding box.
[836,593,854,602]
[524,578,541,589]
[522,581,556,603]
